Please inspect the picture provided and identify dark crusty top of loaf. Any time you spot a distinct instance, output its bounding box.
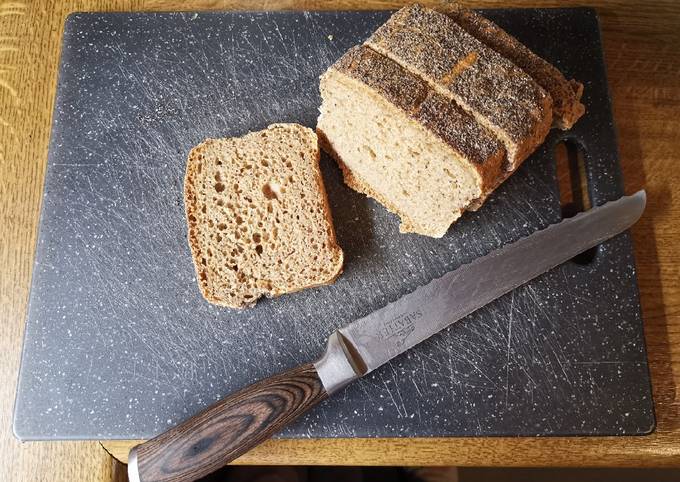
[441,3,585,130]
[330,45,505,175]
[331,44,428,115]
[366,4,552,150]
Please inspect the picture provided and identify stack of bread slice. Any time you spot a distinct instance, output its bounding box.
[318,3,584,237]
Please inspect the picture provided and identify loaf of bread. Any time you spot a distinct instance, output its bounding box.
[184,124,344,308]
[318,4,584,237]
[318,46,506,238]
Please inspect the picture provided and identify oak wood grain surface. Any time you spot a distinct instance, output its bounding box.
[1,0,678,478]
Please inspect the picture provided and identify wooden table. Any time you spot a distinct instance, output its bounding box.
[2,1,679,479]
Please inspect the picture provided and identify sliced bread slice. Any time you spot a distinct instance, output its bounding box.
[440,3,585,130]
[318,46,506,238]
[184,123,343,308]
[365,4,552,169]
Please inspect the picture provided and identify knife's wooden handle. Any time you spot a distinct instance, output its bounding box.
[128,363,327,482]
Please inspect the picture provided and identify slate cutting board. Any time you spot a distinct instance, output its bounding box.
[14,8,655,440]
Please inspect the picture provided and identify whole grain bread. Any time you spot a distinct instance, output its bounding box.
[440,2,585,129]
[184,123,343,308]
[318,4,585,236]
[365,4,552,170]
[318,46,506,237]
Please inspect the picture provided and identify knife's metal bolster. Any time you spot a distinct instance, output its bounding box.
[314,332,361,395]
[127,446,140,482]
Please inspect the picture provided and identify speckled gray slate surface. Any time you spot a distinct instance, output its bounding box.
[14,8,654,441]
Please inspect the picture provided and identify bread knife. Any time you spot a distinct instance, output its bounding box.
[129,191,646,482]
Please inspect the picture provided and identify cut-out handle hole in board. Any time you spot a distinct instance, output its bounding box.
[555,139,598,265]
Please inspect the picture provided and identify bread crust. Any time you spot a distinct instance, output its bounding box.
[184,124,343,309]
[184,140,214,303]
[366,4,552,168]
[440,2,585,130]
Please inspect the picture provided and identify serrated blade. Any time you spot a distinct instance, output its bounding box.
[338,191,646,375]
